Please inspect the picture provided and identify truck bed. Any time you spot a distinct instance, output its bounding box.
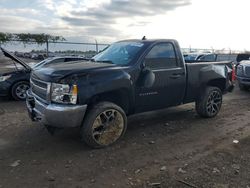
[184,61,233,103]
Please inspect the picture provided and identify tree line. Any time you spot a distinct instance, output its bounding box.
[0,32,65,45]
[0,32,65,56]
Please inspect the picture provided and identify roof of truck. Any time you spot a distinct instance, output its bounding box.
[118,39,178,44]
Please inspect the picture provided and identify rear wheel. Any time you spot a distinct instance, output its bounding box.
[196,87,222,118]
[11,81,30,101]
[81,102,127,148]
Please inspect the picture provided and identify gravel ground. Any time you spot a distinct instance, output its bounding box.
[0,85,250,188]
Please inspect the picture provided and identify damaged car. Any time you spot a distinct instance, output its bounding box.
[26,39,235,148]
[0,48,87,100]
[0,48,31,100]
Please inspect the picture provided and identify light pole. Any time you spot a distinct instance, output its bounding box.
[95,39,98,53]
[46,35,49,57]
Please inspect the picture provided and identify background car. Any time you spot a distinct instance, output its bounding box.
[32,56,88,69]
[184,53,216,63]
[0,48,88,100]
[236,60,250,91]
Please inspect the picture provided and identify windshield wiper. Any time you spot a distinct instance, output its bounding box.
[90,58,114,64]
[95,60,114,64]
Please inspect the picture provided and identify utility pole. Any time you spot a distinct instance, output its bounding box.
[95,39,98,53]
[46,35,49,57]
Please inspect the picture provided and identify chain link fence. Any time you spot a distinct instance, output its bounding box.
[0,40,247,63]
[0,41,109,60]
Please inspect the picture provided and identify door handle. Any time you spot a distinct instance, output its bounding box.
[170,73,184,79]
[170,75,181,79]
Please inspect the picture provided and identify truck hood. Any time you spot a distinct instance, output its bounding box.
[1,47,31,71]
[240,60,250,66]
[32,60,117,82]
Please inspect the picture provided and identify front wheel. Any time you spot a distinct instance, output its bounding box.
[81,102,127,148]
[11,81,30,101]
[195,87,222,118]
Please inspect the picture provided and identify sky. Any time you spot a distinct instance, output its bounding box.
[0,0,250,51]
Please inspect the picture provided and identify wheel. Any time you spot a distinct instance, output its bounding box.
[11,81,30,101]
[81,102,127,148]
[239,83,249,91]
[195,87,222,118]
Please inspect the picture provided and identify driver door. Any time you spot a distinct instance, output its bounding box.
[135,42,186,112]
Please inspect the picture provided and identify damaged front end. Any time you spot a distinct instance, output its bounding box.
[26,74,88,133]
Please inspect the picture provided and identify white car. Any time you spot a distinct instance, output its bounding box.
[33,56,88,69]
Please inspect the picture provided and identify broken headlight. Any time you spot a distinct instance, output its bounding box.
[51,83,78,104]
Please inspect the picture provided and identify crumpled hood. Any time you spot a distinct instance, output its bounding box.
[32,60,116,82]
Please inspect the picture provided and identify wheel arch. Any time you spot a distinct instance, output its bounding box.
[86,88,132,115]
[206,78,226,92]
[9,79,29,92]
[9,79,30,100]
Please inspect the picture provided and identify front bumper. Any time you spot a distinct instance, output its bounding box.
[26,90,87,128]
[0,81,11,96]
[237,76,250,86]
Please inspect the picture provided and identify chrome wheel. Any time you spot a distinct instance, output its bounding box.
[92,109,125,146]
[206,90,222,117]
[15,83,29,100]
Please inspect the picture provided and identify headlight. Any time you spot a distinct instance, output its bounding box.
[236,65,243,76]
[51,83,78,104]
[0,75,11,82]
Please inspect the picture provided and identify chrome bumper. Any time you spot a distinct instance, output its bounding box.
[237,76,250,85]
[26,90,87,128]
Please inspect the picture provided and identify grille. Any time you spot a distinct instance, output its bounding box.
[30,75,50,102]
[237,65,243,76]
[245,66,250,77]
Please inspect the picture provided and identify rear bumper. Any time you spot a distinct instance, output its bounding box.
[26,90,87,128]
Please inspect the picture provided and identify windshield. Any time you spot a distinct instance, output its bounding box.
[93,41,144,65]
[184,54,198,61]
[32,58,53,69]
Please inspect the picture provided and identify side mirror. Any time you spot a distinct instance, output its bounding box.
[141,67,155,88]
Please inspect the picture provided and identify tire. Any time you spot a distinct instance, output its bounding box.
[11,81,30,101]
[81,102,127,148]
[195,87,222,118]
[239,83,249,91]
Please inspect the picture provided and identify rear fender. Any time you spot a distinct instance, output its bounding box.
[199,64,232,93]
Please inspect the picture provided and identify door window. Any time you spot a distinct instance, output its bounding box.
[145,43,177,69]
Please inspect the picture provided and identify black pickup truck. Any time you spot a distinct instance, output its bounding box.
[26,39,235,148]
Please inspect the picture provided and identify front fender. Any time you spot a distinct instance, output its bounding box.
[77,69,134,104]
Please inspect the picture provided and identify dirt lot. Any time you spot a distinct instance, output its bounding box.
[0,86,250,188]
